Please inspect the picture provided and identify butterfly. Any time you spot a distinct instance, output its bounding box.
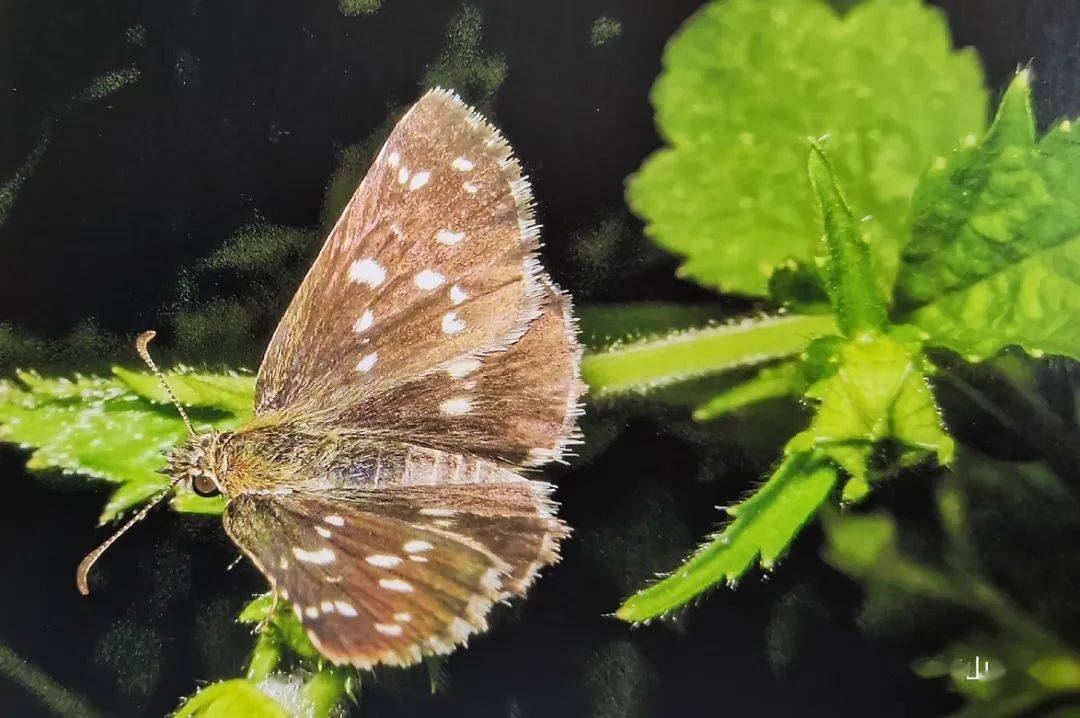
[76,88,585,670]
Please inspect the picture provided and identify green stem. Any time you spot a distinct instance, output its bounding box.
[582,314,837,398]
[0,643,99,718]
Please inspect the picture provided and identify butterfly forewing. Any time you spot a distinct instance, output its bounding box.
[221,89,584,671]
[256,88,544,415]
[223,474,566,667]
[326,278,584,467]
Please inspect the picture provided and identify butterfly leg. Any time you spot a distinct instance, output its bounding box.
[254,589,281,635]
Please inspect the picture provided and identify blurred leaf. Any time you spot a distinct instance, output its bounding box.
[820,509,955,600]
[617,452,838,622]
[174,679,288,718]
[693,362,798,421]
[246,633,283,684]
[303,668,353,718]
[898,71,1080,361]
[582,314,838,398]
[627,0,985,296]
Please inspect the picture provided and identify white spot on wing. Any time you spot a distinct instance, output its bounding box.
[315,526,332,539]
[334,601,358,617]
[365,554,403,568]
[436,229,465,245]
[320,601,335,613]
[379,578,414,593]
[442,312,466,334]
[446,358,481,378]
[293,547,336,565]
[387,151,400,167]
[410,555,429,562]
[325,515,345,526]
[463,182,479,194]
[419,508,457,517]
[394,612,412,623]
[409,170,431,190]
[439,396,472,415]
[398,167,410,184]
[304,605,320,618]
[356,352,378,373]
[452,156,474,171]
[375,623,403,636]
[449,285,468,305]
[348,258,386,287]
[353,310,374,334]
[414,269,446,290]
[404,539,434,553]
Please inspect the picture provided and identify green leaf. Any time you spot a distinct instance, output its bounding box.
[616,452,839,622]
[239,595,320,661]
[627,0,986,296]
[0,369,253,522]
[787,331,954,500]
[692,362,798,421]
[112,366,255,419]
[174,679,288,718]
[239,595,355,717]
[819,509,954,599]
[582,314,838,398]
[303,668,353,718]
[897,71,1080,361]
[246,633,283,684]
[807,145,887,336]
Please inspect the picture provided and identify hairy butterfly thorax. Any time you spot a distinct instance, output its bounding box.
[76,89,585,669]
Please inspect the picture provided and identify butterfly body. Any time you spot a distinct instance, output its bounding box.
[154,88,584,669]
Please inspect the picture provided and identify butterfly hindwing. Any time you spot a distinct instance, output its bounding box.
[256,89,544,415]
[223,474,566,668]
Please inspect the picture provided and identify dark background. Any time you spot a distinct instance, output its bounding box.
[0,1,1077,716]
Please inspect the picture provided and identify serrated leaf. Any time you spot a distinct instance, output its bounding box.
[788,331,955,482]
[616,452,838,622]
[807,145,887,336]
[0,368,253,522]
[174,679,289,718]
[582,314,838,398]
[627,0,986,296]
[112,366,255,419]
[897,71,1080,361]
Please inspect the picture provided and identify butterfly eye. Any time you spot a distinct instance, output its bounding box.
[192,473,220,498]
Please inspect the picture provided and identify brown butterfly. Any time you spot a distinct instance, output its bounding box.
[76,88,585,669]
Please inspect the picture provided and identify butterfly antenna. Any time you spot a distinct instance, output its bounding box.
[76,475,183,595]
[136,330,195,437]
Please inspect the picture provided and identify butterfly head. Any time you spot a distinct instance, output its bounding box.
[165,432,226,498]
